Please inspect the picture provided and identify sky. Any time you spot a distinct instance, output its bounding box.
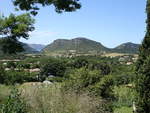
[0,0,147,48]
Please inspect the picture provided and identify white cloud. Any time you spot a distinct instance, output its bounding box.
[29,30,56,38]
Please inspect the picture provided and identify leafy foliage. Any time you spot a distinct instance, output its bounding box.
[64,68,101,92]
[135,0,150,112]
[0,70,37,85]
[39,58,67,81]
[13,0,81,15]
[91,75,114,99]
[0,13,34,54]
[0,88,28,113]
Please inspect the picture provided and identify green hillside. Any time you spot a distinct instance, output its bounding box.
[112,42,140,54]
[42,38,140,55]
[42,37,110,55]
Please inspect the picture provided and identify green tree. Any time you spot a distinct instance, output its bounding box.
[136,0,150,112]
[13,0,81,15]
[0,13,35,54]
[39,59,67,81]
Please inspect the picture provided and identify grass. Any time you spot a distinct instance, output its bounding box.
[1,83,137,113]
[21,83,109,113]
[114,107,132,113]
[113,85,136,107]
[0,84,12,104]
[113,85,136,113]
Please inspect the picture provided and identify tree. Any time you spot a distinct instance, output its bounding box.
[0,13,35,54]
[39,59,66,81]
[13,0,81,15]
[136,0,150,112]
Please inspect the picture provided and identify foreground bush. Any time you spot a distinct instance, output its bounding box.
[0,88,28,113]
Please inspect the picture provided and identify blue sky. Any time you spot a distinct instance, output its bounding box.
[0,0,147,48]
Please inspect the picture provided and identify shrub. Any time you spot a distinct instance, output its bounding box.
[113,86,137,107]
[91,75,114,100]
[113,73,136,86]
[63,68,102,93]
[0,88,28,113]
[4,71,37,85]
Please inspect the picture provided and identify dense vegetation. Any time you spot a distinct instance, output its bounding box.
[0,55,137,113]
[0,0,149,112]
[0,13,35,54]
[135,0,150,112]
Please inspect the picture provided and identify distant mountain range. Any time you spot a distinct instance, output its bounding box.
[0,37,140,55]
[21,43,39,53]
[22,43,46,53]
[42,37,140,55]
[28,44,46,51]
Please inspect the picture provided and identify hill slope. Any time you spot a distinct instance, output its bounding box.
[42,38,110,55]
[112,42,140,54]
[42,38,140,55]
[22,43,39,53]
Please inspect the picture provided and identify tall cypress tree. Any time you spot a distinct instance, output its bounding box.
[136,0,150,112]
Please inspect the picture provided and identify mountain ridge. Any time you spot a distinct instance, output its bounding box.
[42,37,140,55]
[28,44,46,51]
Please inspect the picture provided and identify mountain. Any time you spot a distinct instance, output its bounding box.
[42,37,110,55]
[22,43,39,53]
[42,38,140,55]
[28,44,46,51]
[0,38,140,55]
[113,42,140,54]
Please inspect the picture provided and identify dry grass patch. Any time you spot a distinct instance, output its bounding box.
[19,83,110,113]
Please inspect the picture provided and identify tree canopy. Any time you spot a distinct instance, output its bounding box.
[136,0,150,112]
[0,13,35,54]
[13,0,81,15]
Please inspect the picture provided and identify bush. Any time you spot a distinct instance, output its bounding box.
[113,86,137,107]
[63,68,102,92]
[113,73,136,86]
[0,88,28,113]
[90,75,114,100]
[4,71,37,85]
